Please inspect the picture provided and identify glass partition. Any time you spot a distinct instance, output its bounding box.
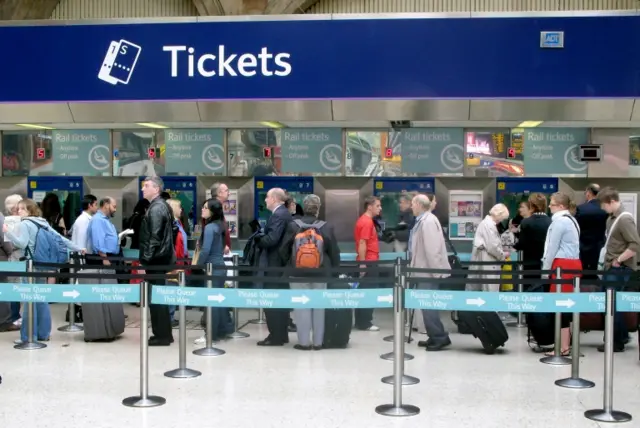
[227,129,282,176]
[2,131,52,176]
[112,130,163,177]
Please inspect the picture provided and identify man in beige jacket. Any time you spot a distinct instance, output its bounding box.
[409,194,452,351]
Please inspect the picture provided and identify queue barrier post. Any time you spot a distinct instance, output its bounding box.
[58,252,84,333]
[14,259,47,351]
[194,263,226,357]
[376,258,420,417]
[507,253,526,329]
[540,266,571,366]
[555,277,595,389]
[381,259,419,387]
[164,271,202,379]
[227,254,250,339]
[381,260,413,361]
[584,287,632,423]
[122,281,166,408]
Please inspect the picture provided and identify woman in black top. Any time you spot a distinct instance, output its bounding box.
[513,193,552,290]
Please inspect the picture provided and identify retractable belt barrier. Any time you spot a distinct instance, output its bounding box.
[1,258,638,422]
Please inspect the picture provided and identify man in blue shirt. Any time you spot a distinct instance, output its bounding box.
[87,197,120,266]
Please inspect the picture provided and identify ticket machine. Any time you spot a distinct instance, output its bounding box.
[254,176,314,227]
[27,176,83,229]
[138,176,197,234]
[373,177,435,230]
[496,177,559,219]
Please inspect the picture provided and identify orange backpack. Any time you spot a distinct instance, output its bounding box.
[293,220,326,269]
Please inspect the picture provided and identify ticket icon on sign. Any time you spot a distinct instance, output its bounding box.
[98,39,142,85]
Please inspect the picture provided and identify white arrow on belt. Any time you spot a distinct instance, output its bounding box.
[466,298,486,307]
[208,294,225,303]
[377,295,393,303]
[291,295,310,304]
[62,290,80,299]
[556,299,575,308]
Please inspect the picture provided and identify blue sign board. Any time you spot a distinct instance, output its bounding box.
[616,292,640,312]
[404,290,605,313]
[373,178,435,196]
[523,128,589,175]
[52,130,111,175]
[0,282,140,304]
[496,177,559,201]
[1,16,640,103]
[280,128,343,174]
[254,176,314,223]
[27,176,84,203]
[164,129,226,175]
[151,286,394,309]
[399,128,464,174]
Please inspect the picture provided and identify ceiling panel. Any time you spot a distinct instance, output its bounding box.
[197,101,333,122]
[332,100,470,121]
[0,103,73,123]
[469,99,635,122]
[67,102,201,123]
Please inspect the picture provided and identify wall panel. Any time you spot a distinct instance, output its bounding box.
[51,0,198,19]
[307,0,640,14]
[589,128,631,178]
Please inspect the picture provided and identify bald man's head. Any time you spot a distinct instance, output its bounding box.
[411,194,432,216]
[265,187,286,211]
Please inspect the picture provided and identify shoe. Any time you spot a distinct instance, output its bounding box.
[257,338,285,346]
[426,337,451,351]
[194,336,206,345]
[293,344,312,351]
[0,324,20,332]
[148,336,173,346]
[312,345,322,351]
[171,320,179,328]
[361,325,380,332]
[597,343,625,353]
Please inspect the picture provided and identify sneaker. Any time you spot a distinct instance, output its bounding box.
[365,325,380,332]
[194,336,206,345]
[13,319,22,327]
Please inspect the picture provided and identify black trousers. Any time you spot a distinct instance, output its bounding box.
[147,275,173,341]
[354,271,377,330]
[264,278,289,343]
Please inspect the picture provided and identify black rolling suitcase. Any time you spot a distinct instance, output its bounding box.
[323,279,352,349]
[455,311,509,354]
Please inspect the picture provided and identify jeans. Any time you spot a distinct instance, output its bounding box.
[603,266,631,347]
[417,281,449,342]
[20,302,52,342]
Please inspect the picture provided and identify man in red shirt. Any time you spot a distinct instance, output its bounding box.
[354,196,382,331]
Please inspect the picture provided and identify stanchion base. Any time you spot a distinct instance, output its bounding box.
[227,331,250,339]
[380,351,414,361]
[163,368,202,379]
[193,347,226,357]
[539,355,572,366]
[375,404,420,417]
[555,377,595,389]
[584,409,632,423]
[122,395,166,408]
[58,324,84,332]
[506,322,527,328]
[249,319,266,325]
[14,341,47,350]
[381,374,420,386]
[383,335,409,343]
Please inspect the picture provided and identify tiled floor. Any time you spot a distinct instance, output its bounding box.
[1,305,639,428]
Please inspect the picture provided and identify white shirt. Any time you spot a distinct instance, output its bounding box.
[70,211,92,251]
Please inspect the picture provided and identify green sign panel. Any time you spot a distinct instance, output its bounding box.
[280,128,343,173]
[52,130,111,175]
[523,128,588,175]
[165,129,226,175]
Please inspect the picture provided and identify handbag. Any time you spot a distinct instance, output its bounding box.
[598,212,631,277]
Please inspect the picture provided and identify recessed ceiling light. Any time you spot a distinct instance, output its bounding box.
[14,124,56,130]
[516,121,544,128]
[136,122,169,129]
[260,121,286,129]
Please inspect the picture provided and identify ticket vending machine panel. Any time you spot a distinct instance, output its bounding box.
[496,177,559,220]
[27,176,84,229]
[373,178,435,230]
[138,176,197,234]
[254,176,314,227]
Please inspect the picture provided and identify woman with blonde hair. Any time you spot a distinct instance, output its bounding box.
[541,192,581,356]
[467,203,510,292]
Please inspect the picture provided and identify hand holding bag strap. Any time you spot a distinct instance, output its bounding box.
[598,212,632,274]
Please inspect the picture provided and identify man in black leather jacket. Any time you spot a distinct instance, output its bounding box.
[139,176,176,346]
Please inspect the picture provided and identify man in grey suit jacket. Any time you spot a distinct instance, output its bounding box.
[409,194,452,351]
[0,213,18,331]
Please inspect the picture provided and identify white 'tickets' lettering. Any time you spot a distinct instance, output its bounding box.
[163,45,292,78]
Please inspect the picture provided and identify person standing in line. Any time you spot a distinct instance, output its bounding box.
[0,210,17,332]
[354,196,382,332]
[2,194,23,329]
[210,182,232,255]
[393,194,415,254]
[597,187,640,353]
[139,177,176,347]
[166,199,188,327]
[83,197,126,342]
[70,194,98,251]
[541,192,581,357]
[255,188,292,346]
[410,193,452,351]
[575,184,608,280]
